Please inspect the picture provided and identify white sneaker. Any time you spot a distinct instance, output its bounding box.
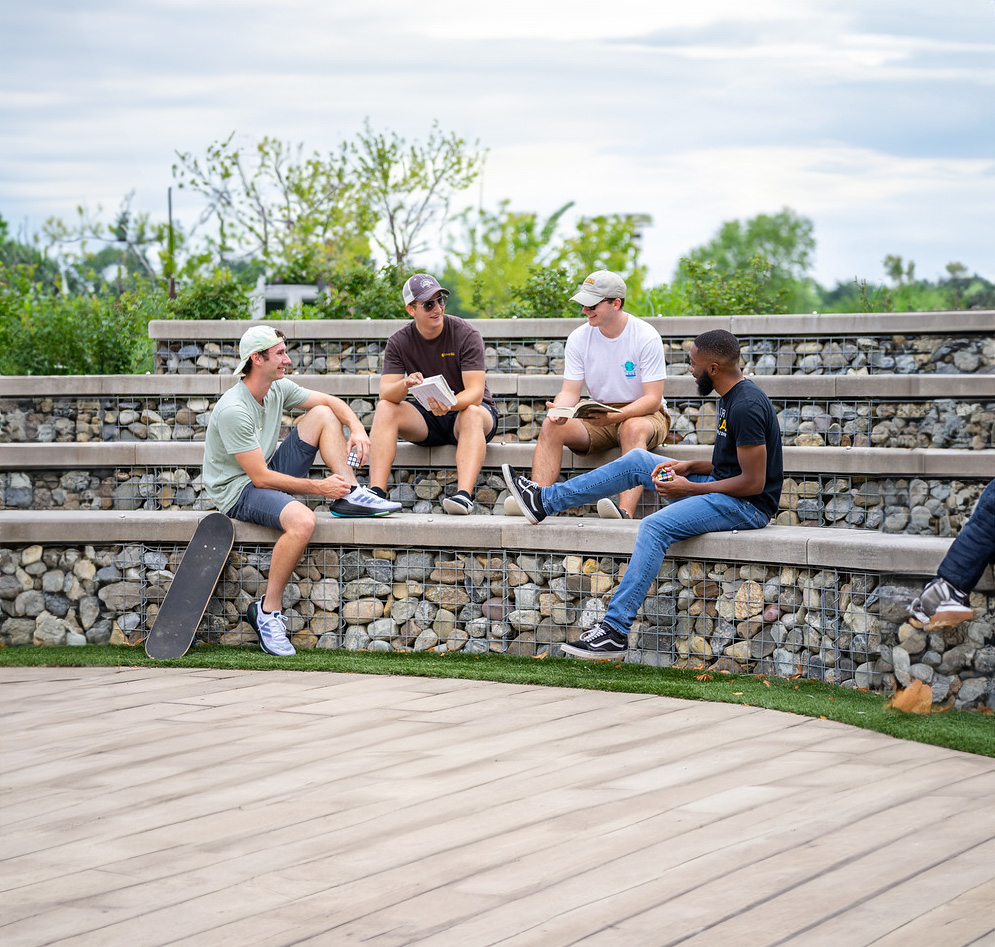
[504,496,523,516]
[597,498,630,520]
[247,600,296,656]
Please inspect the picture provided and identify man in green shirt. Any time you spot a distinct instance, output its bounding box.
[203,325,399,656]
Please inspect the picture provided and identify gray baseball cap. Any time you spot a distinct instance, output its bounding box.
[569,271,627,307]
[402,273,450,305]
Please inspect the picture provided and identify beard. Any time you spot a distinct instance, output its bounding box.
[695,373,715,396]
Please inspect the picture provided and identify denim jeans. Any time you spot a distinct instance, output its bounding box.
[938,478,995,593]
[542,449,772,635]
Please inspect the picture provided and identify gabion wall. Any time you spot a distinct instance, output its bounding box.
[2,541,992,711]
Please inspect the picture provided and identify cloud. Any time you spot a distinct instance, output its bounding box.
[1,0,992,286]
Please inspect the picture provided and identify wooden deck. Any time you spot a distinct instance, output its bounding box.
[1,667,993,946]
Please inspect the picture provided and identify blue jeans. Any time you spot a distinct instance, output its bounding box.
[938,478,995,593]
[541,450,772,635]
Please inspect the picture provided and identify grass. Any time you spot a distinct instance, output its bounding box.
[3,645,993,758]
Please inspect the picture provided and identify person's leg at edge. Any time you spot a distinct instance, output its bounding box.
[599,491,770,636]
[262,499,315,613]
[369,400,428,492]
[936,479,995,594]
[452,404,494,496]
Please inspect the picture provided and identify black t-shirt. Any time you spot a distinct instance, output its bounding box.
[711,378,783,519]
[382,315,494,407]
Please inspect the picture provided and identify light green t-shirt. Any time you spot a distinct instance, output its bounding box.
[202,378,310,514]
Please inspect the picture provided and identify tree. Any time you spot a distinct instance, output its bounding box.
[679,255,789,316]
[351,120,485,268]
[680,208,816,312]
[552,213,648,299]
[172,134,374,282]
[442,201,574,315]
[443,202,648,317]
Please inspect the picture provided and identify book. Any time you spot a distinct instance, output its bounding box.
[547,400,623,420]
[409,374,458,411]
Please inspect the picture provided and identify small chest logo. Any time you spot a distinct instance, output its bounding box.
[623,359,637,378]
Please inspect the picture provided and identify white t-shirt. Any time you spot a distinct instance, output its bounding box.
[563,315,667,408]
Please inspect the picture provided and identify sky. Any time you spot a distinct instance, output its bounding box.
[2,0,993,288]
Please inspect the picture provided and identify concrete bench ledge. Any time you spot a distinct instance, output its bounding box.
[4,372,993,399]
[147,311,995,341]
[5,509,990,585]
[4,441,994,478]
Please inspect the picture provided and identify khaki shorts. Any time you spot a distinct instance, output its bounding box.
[577,405,672,455]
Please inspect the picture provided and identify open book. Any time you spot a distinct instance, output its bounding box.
[410,374,458,411]
[548,400,623,420]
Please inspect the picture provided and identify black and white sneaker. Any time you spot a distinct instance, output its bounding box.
[442,493,474,515]
[597,498,630,520]
[560,623,628,660]
[331,486,401,517]
[909,576,974,629]
[501,465,546,524]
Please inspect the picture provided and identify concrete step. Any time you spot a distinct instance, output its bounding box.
[147,312,995,376]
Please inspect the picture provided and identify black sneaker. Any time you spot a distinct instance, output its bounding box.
[560,623,628,660]
[442,493,474,515]
[501,464,546,524]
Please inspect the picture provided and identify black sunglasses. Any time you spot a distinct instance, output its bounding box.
[420,295,447,312]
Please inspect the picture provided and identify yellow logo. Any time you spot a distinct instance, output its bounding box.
[439,351,456,358]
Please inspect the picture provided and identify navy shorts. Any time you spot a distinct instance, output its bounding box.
[409,399,500,448]
[226,428,318,530]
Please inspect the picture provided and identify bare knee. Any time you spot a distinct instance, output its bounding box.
[281,502,316,542]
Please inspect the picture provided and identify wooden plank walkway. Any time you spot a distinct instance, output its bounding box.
[1,667,993,947]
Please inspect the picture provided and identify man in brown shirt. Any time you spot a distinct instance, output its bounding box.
[368,274,500,514]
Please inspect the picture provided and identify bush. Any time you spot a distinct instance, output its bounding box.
[297,264,409,320]
[170,269,252,320]
[0,264,158,375]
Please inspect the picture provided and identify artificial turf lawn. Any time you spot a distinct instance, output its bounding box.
[2,645,993,758]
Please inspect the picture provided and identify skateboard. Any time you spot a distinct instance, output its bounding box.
[145,513,235,660]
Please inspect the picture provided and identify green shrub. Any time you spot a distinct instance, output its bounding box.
[170,269,252,320]
[298,264,409,320]
[0,264,157,375]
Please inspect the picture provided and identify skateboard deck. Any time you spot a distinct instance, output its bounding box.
[145,513,235,660]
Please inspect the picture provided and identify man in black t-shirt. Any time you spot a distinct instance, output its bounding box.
[502,328,783,660]
[368,274,500,514]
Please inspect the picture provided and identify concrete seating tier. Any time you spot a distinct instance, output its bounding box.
[2,510,992,709]
[3,441,993,537]
[149,311,995,375]
[3,373,993,450]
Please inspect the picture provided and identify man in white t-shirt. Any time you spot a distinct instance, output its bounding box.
[525,270,670,519]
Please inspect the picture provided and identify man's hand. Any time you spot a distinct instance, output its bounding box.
[316,474,353,499]
[585,410,621,429]
[426,396,451,417]
[650,461,692,498]
[347,431,371,466]
[403,372,425,390]
[544,401,569,425]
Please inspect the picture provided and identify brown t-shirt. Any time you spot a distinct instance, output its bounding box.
[382,315,494,407]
